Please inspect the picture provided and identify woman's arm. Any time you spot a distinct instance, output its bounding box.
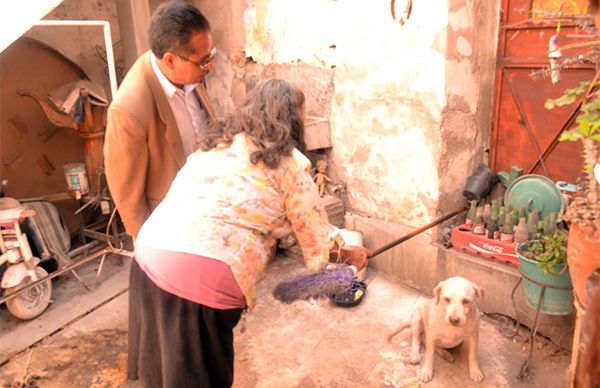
[278,155,336,273]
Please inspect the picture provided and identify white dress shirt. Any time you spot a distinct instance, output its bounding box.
[150,54,208,157]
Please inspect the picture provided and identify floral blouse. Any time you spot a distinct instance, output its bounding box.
[135,133,335,307]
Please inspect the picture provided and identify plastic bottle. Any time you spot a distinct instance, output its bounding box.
[482,203,492,226]
[491,199,499,222]
[519,206,527,221]
[498,206,506,228]
[511,209,520,227]
[514,217,529,244]
[500,213,514,242]
[544,212,557,236]
[487,214,499,240]
[465,200,478,229]
[526,212,538,240]
[473,213,486,235]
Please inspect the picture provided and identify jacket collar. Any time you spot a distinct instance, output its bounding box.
[142,52,218,167]
[142,52,186,168]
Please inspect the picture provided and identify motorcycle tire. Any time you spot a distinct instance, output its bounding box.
[5,266,52,320]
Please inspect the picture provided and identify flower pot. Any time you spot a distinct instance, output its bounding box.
[517,243,574,315]
[567,223,600,309]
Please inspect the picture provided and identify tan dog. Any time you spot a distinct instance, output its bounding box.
[388,276,485,382]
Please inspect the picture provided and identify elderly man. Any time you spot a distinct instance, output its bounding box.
[104,0,216,240]
[103,1,217,385]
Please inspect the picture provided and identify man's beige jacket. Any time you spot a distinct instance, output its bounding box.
[104,51,215,238]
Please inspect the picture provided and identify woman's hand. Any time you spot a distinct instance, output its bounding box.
[339,246,372,271]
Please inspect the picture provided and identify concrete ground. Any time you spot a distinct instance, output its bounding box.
[0,255,571,388]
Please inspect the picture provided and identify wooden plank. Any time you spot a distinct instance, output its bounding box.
[304,116,332,151]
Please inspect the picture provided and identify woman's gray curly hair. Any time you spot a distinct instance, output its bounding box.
[200,78,307,169]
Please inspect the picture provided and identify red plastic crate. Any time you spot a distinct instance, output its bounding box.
[451,225,519,266]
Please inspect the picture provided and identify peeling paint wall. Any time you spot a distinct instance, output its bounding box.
[437,0,500,226]
[241,0,499,231]
[196,0,247,117]
[242,0,449,226]
[23,0,122,100]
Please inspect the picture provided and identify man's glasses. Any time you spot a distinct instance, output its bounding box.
[176,47,217,70]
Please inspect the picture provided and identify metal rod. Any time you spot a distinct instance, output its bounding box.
[69,269,91,292]
[508,277,524,338]
[83,228,121,246]
[370,206,467,259]
[518,285,546,379]
[67,240,105,258]
[94,253,107,286]
[0,247,133,306]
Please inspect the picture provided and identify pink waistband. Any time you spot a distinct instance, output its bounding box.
[135,245,246,310]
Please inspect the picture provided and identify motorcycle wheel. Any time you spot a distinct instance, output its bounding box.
[5,266,52,320]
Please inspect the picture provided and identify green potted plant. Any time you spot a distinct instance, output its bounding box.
[517,229,574,315]
[545,77,600,309]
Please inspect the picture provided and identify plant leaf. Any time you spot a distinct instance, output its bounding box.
[580,118,591,136]
[559,130,581,142]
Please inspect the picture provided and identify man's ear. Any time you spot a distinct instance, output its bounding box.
[162,52,177,69]
[473,284,485,300]
[433,281,444,304]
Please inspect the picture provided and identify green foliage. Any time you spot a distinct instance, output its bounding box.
[521,229,569,276]
[546,82,600,143]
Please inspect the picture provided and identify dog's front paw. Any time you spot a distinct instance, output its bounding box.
[469,367,484,382]
[409,351,421,364]
[419,366,434,382]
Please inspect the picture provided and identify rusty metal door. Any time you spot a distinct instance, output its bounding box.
[491,0,596,183]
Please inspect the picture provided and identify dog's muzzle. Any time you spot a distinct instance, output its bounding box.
[449,317,462,326]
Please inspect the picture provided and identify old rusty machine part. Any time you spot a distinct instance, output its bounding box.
[0,38,89,202]
[16,88,106,197]
[0,39,133,316]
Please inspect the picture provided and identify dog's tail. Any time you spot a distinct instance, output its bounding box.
[387,321,410,342]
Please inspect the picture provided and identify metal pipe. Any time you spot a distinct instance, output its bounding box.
[67,239,105,258]
[0,247,133,306]
[370,206,467,259]
[32,20,118,100]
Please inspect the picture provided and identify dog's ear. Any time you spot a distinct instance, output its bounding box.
[433,281,444,304]
[473,284,485,299]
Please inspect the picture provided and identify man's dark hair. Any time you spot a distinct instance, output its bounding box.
[149,0,211,58]
[591,0,599,13]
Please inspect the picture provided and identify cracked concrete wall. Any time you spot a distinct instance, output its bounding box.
[436,0,501,226]
[240,0,499,233]
[196,0,247,118]
[243,0,448,228]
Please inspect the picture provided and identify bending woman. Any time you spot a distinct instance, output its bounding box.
[129,78,369,388]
